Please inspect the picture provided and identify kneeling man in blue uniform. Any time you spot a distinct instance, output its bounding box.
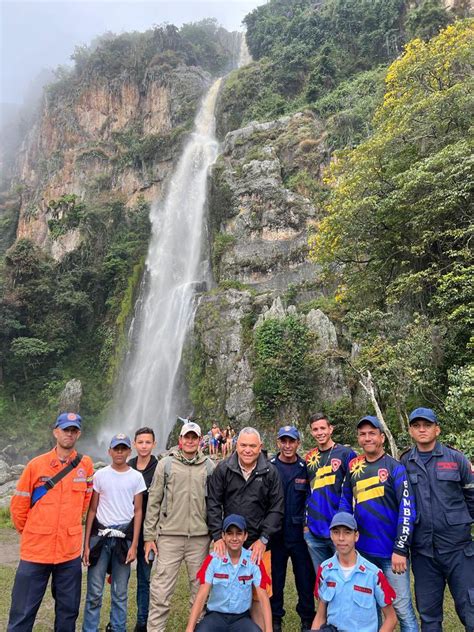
[186,514,272,632]
[311,512,397,632]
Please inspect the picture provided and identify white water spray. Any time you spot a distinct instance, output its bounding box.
[103,78,222,449]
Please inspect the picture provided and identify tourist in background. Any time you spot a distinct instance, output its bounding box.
[304,412,356,572]
[8,412,93,632]
[269,425,315,632]
[401,407,474,631]
[222,424,235,459]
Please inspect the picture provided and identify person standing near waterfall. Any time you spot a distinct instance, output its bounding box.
[143,421,215,632]
[8,412,94,632]
[129,427,158,632]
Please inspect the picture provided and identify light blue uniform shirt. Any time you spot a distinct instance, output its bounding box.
[316,552,395,632]
[197,548,268,614]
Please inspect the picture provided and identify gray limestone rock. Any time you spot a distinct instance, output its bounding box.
[58,379,82,414]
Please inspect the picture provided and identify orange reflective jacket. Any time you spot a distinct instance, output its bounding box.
[11,448,94,564]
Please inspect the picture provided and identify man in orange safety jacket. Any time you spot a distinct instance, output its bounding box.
[7,412,94,632]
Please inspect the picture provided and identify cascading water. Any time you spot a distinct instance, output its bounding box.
[103,78,222,449]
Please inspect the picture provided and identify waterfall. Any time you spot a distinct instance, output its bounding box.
[103,78,222,449]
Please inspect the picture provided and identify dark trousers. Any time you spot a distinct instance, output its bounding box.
[195,610,261,631]
[412,546,474,632]
[136,530,152,625]
[7,556,82,632]
[270,538,316,623]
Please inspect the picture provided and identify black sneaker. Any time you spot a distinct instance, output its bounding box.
[105,625,112,632]
[134,625,147,632]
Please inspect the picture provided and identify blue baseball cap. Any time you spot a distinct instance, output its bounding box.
[409,407,439,425]
[357,415,384,431]
[223,514,247,532]
[277,425,300,440]
[109,433,132,449]
[55,412,82,430]
[330,512,358,531]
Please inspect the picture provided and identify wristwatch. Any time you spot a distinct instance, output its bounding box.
[259,535,269,546]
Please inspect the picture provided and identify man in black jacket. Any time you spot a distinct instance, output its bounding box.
[207,427,284,627]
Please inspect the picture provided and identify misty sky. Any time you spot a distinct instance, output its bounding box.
[1,0,266,105]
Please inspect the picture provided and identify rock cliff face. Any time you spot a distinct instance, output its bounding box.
[16,66,211,259]
[210,112,325,290]
[190,110,350,427]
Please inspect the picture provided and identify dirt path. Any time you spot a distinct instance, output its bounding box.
[0,528,19,566]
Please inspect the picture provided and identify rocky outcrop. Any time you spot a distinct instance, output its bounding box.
[192,289,255,425]
[58,379,83,413]
[189,109,351,427]
[15,66,211,259]
[0,451,25,508]
[209,111,326,291]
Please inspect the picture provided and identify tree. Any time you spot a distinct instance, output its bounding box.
[310,20,473,312]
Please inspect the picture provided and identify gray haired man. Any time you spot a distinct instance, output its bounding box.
[207,427,284,627]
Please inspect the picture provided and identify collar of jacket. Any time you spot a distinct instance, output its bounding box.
[128,454,158,473]
[172,449,208,466]
[227,451,270,477]
[270,453,306,467]
[49,447,78,468]
[408,441,443,460]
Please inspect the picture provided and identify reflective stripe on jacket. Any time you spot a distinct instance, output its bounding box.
[10,448,94,563]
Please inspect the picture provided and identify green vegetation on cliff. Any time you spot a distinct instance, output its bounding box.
[217,0,464,146]
[310,20,474,456]
[253,315,319,420]
[0,197,150,448]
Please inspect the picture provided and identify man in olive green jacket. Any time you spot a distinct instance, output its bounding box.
[144,422,214,632]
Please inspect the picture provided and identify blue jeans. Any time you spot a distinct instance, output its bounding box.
[304,530,335,573]
[364,554,419,632]
[136,531,152,625]
[82,537,131,632]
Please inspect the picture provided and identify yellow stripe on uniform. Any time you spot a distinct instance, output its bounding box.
[316,465,333,478]
[357,486,385,503]
[313,474,336,489]
[355,475,380,491]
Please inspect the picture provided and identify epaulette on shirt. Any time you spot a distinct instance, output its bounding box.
[399,447,411,459]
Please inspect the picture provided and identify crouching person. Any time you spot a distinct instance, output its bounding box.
[186,515,272,632]
[310,512,397,632]
[82,434,146,632]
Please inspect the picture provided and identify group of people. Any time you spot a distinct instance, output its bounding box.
[207,423,235,459]
[6,407,474,632]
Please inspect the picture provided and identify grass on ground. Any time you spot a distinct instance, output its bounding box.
[0,529,461,631]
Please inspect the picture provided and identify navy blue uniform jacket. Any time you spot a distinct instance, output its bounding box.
[400,442,474,557]
[270,454,310,545]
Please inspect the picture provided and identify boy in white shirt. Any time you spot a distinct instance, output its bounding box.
[82,434,146,632]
